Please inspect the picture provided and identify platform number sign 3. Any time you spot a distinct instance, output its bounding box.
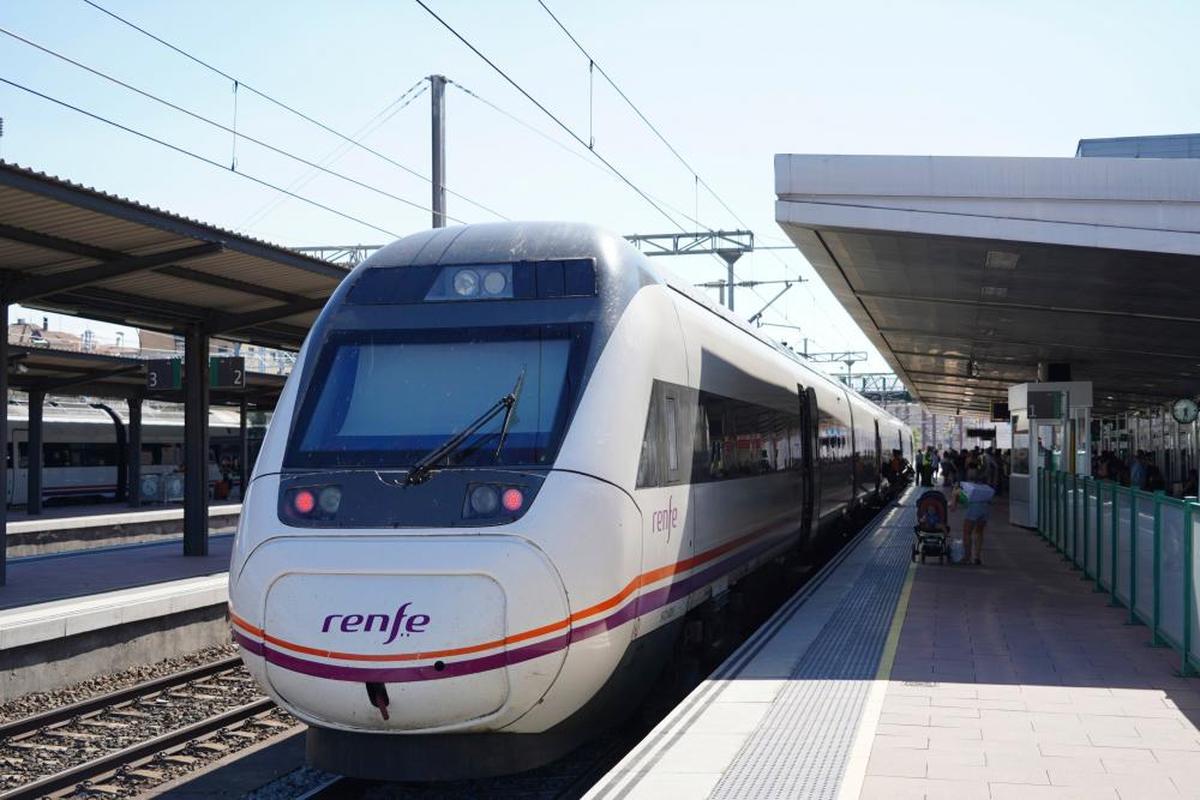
[146,359,181,391]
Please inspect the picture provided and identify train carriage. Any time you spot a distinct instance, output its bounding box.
[228,222,910,780]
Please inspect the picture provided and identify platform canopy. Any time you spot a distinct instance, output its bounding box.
[0,161,348,350]
[7,345,286,407]
[775,154,1200,416]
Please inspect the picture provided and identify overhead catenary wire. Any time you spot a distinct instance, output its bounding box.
[411,0,687,233]
[446,78,717,233]
[534,0,747,230]
[532,0,819,330]
[77,0,508,221]
[236,79,430,232]
[448,79,783,313]
[0,77,404,239]
[0,27,469,224]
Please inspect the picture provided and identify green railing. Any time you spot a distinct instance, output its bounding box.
[1039,468,1200,675]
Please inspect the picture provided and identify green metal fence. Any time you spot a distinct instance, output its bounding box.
[1039,468,1200,675]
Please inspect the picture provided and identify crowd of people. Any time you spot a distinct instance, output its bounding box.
[1093,450,1198,498]
[914,444,1009,495]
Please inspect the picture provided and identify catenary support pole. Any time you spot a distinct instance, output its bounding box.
[431,74,446,229]
[26,389,43,515]
[127,396,142,508]
[183,324,210,556]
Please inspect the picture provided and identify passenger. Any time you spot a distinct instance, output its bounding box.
[953,469,995,566]
[1130,452,1147,490]
[930,448,941,484]
[1145,464,1166,493]
[919,446,935,486]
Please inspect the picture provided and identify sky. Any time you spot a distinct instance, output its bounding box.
[2,0,1198,374]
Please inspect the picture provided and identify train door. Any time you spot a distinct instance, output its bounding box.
[10,428,26,505]
[874,420,882,493]
[799,385,818,539]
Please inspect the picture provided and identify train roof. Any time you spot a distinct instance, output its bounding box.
[356,222,903,426]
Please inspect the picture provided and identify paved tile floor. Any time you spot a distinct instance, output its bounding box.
[860,492,1200,799]
[0,534,233,609]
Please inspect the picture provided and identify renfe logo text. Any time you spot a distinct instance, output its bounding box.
[322,602,431,645]
[652,496,679,536]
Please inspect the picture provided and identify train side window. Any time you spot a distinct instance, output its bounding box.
[664,395,679,477]
[636,389,661,489]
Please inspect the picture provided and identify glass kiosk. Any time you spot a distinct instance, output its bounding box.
[1008,381,1093,529]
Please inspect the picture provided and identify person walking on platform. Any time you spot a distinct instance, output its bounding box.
[931,448,941,484]
[919,446,935,486]
[942,450,955,487]
[1130,451,1148,490]
[953,469,995,565]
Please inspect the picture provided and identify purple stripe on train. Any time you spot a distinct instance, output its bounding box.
[234,524,794,683]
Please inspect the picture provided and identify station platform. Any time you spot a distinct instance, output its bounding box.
[6,501,240,558]
[588,487,1200,800]
[0,533,234,700]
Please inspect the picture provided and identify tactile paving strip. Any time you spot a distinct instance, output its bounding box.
[709,503,916,800]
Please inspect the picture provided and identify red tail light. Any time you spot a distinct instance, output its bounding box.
[501,488,524,512]
[293,489,316,515]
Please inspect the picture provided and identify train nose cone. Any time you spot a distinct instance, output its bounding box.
[231,536,569,732]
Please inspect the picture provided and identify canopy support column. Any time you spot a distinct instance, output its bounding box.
[128,396,142,508]
[183,324,210,556]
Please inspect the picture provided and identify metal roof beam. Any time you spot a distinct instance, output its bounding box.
[880,328,1200,363]
[153,265,312,304]
[9,243,222,303]
[54,286,213,324]
[208,297,328,335]
[860,291,1200,325]
[33,364,143,392]
[0,164,348,280]
[0,223,117,261]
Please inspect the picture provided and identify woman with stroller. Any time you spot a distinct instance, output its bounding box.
[953,469,995,565]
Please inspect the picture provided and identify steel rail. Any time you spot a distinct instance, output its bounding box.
[0,697,275,800]
[0,655,244,740]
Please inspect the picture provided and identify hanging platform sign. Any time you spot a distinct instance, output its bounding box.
[146,359,182,391]
[210,356,246,389]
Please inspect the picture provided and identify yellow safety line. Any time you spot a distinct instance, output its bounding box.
[875,561,917,680]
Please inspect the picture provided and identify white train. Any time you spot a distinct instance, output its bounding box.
[228,223,912,780]
[3,401,265,505]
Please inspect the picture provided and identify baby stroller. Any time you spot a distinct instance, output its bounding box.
[912,489,950,563]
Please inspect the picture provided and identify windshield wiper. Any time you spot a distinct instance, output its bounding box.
[493,369,526,460]
[405,370,526,485]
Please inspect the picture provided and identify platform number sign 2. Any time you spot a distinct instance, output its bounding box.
[146,359,182,391]
[210,356,246,390]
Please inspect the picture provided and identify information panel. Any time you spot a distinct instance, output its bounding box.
[146,359,181,391]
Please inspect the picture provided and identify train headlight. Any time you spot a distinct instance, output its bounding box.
[426,264,516,301]
[468,485,499,515]
[318,485,342,514]
[452,269,480,297]
[284,485,342,520]
[463,483,529,519]
[482,270,508,296]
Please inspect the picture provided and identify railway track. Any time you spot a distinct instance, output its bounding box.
[293,729,634,800]
[0,655,294,799]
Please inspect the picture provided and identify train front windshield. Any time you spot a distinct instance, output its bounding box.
[285,325,589,469]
